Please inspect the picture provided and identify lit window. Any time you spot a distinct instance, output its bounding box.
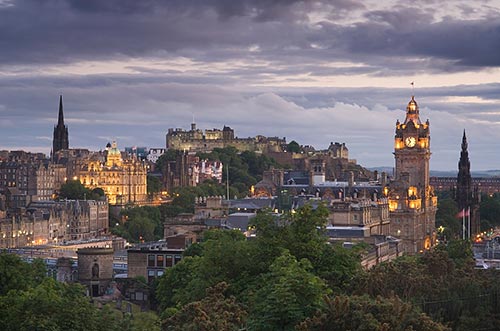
[156,255,164,267]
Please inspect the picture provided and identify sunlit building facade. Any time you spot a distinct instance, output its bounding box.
[387,96,437,254]
[78,141,148,205]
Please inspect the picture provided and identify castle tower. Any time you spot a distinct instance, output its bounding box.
[456,131,480,236]
[388,96,437,254]
[77,248,114,297]
[52,95,69,153]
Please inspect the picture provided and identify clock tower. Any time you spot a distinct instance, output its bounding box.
[387,96,437,254]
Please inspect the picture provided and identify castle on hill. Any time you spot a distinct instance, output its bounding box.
[166,123,286,154]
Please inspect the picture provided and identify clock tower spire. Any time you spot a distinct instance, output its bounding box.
[388,96,437,254]
[394,96,430,188]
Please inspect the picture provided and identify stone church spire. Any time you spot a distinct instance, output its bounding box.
[53,95,69,154]
[58,95,64,126]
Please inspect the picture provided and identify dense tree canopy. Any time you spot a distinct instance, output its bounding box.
[156,205,369,330]
[0,252,46,296]
[435,197,461,240]
[297,295,450,331]
[147,175,162,196]
[155,149,178,171]
[112,206,163,242]
[58,179,103,200]
[480,193,500,231]
[196,147,283,197]
[353,241,500,330]
[152,198,500,330]
[0,253,160,331]
[163,282,246,331]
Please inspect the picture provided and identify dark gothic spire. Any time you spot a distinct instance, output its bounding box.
[53,95,69,154]
[461,129,468,152]
[456,130,472,210]
[58,95,64,126]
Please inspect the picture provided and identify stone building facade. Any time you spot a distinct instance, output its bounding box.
[0,199,108,247]
[327,197,390,236]
[77,141,148,205]
[128,243,183,283]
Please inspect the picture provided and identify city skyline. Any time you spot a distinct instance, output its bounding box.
[1,0,500,171]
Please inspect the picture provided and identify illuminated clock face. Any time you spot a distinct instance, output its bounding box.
[405,136,416,148]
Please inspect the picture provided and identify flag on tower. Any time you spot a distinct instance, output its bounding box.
[456,208,470,218]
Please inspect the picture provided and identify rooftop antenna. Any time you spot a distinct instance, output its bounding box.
[191,113,196,131]
[411,81,415,97]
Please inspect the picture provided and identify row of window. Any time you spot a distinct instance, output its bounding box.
[147,254,182,268]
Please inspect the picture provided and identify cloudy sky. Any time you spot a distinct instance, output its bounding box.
[1,0,500,171]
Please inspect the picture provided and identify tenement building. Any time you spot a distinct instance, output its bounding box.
[0,199,108,247]
[387,96,437,253]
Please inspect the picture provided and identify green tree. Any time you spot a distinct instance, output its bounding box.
[194,146,282,197]
[131,311,161,331]
[126,216,156,242]
[157,230,249,310]
[248,251,329,331]
[162,282,247,331]
[148,175,162,196]
[114,206,164,242]
[444,239,474,269]
[0,252,46,295]
[59,179,95,200]
[157,256,205,310]
[156,149,178,171]
[297,295,450,331]
[480,193,500,228]
[92,187,105,197]
[435,198,460,239]
[0,279,102,331]
[286,140,301,153]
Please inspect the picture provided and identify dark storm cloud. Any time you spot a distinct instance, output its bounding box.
[1,0,500,71]
[67,0,363,20]
[332,7,500,67]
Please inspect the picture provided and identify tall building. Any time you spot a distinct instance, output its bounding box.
[388,96,437,254]
[456,130,480,236]
[53,95,69,154]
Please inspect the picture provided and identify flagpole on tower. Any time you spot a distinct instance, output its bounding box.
[462,208,466,240]
[468,206,471,239]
